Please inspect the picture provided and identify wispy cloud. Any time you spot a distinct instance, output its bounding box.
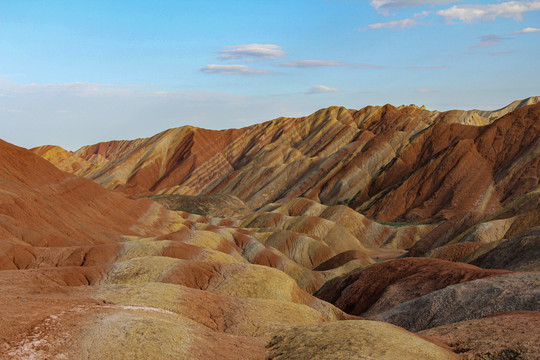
[276,60,348,67]
[437,1,540,23]
[471,26,540,49]
[306,85,342,94]
[276,60,386,69]
[416,88,436,93]
[0,78,291,149]
[219,44,285,61]
[490,51,513,56]
[0,81,149,97]
[353,64,388,69]
[369,0,455,14]
[362,11,428,29]
[509,26,540,34]
[200,64,276,76]
[363,18,419,29]
[471,34,508,48]
[406,65,449,69]
[0,79,244,100]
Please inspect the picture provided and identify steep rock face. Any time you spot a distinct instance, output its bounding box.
[34,100,540,222]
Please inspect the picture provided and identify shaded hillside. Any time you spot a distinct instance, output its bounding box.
[404,189,540,268]
[149,193,249,218]
[314,258,511,317]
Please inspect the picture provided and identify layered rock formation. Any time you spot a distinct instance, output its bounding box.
[4,97,539,358]
[0,139,455,359]
[33,97,540,223]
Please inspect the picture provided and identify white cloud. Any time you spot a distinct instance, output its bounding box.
[416,88,436,93]
[509,26,540,34]
[219,44,285,61]
[437,1,540,23]
[277,60,348,67]
[306,85,342,94]
[413,11,430,18]
[362,11,428,29]
[200,64,276,76]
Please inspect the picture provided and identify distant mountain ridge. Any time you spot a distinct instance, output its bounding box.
[33,97,540,222]
[472,96,540,119]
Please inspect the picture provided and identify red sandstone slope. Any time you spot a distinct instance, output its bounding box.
[33,99,540,223]
[358,104,540,220]
[0,140,176,268]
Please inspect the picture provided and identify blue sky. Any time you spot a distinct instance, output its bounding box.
[1,0,539,149]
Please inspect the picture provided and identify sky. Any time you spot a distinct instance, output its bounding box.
[1,0,539,150]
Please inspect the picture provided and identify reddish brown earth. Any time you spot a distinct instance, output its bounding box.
[3,98,539,358]
[0,140,178,269]
[421,311,540,360]
[314,258,512,316]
